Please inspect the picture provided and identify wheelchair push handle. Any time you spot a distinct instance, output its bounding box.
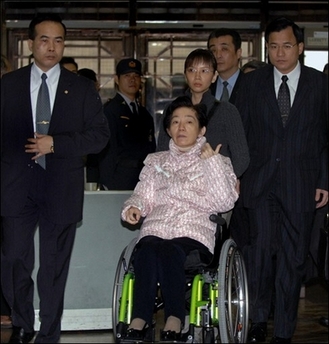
[209,214,226,226]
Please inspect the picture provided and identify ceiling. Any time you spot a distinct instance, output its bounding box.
[2,0,328,30]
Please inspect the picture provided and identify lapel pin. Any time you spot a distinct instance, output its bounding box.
[64,90,69,94]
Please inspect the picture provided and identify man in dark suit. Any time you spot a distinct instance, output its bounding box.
[207,28,249,248]
[235,17,328,343]
[207,28,245,104]
[1,14,110,343]
[98,58,156,190]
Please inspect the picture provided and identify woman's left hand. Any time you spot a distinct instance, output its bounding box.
[200,143,221,160]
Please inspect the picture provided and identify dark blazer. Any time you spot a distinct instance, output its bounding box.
[210,70,245,104]
[98,93,156,190]
[235,64,328,212]
[1,64,110,223]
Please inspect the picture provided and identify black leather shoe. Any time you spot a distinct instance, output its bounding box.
[270,336,291,343]
[160,330,181,342]
[9,326,35,343]
[124,328,146,341]
[319,316,329,328]
[247,322,267,342]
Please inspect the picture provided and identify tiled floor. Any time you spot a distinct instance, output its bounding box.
[1,278,328,343]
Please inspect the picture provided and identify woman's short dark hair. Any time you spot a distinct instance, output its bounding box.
[184,49,217,74]
[163,95,208,131]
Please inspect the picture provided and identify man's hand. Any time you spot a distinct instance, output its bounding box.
[25,133,53,161]
[315,188,328,208]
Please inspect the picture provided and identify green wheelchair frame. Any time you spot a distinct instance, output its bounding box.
[112,217,249,343]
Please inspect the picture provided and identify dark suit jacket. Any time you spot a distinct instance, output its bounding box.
[210,70,245,104]
[235,64,328,212]
[1,64,110,223]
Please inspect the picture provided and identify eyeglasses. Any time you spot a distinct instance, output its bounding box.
[268,43,298,51]
[186,67,214,75]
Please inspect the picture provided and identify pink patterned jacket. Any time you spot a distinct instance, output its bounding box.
[121,137,238,253]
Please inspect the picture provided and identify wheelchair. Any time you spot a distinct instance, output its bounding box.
[112,215,249,343]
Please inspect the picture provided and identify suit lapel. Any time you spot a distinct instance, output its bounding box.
[260,70,285,129]
[288,68,310,124]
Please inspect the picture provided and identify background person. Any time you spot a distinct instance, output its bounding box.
[77,67,100,91]
[121,96,238,342]
[0,54,13,330]
[241,60,268,73]
[98,58,156,190]
[1,14,110,343]
[235,17,328,343]
[207,28,245,103]
[77,67,102,186]
[59,56,78,73]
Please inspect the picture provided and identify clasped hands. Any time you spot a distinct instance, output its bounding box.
[25,132,53,161]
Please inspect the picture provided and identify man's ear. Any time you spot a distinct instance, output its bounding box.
[211,71,218,84]
[166,128,172,137]
[28,39,33,52]
[198,126,206,137]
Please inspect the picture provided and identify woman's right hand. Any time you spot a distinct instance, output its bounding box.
[200,143,221,160]
[125,206,141,224]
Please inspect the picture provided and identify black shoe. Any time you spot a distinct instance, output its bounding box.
[160,330,181,342]
[247,322,267,342]
[270,336,291,343]
[124,328,146,341]
[9,326,35,343]
[319,316,329,328]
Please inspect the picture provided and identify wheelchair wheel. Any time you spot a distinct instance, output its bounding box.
[218,239,249,343]
[112,237,138,340]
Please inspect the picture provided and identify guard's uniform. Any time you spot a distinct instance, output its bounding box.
[99,94,156,190]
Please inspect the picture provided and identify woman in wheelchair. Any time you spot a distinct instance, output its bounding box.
[121,96,238,342]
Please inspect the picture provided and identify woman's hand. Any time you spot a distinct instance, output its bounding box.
[125,206,141,224]
[200,143,221,160]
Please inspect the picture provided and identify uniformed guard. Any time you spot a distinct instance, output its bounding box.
[98,58,156,190]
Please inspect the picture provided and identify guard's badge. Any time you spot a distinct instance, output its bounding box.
[129,61,136,68]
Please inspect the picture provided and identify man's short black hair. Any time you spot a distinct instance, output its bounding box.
[28,13,67,40]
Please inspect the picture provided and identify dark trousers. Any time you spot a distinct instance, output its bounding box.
[1,166,77,343]
[1,218,11,316]
[131,236,211,327]
[244,192,314,338]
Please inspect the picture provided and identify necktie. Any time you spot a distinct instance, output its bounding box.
[36,73,51,169]
[130,102,138,116]
[220,81,229,102]
[277,75,290,127]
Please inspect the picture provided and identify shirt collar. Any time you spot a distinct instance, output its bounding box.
[274,61,301,88]
[218,69,240,88]
[118,92,136,107]
[31,63,61,89]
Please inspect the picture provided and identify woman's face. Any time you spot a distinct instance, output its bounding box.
[185,60,217,96]
[166,106,206,151]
